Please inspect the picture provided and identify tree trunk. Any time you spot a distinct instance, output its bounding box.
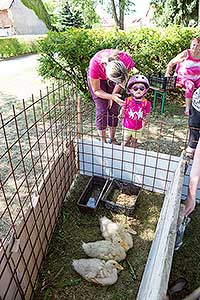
[110,0,120,27]
[119,0,125,29]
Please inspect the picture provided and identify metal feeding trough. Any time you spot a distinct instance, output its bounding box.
[101,179,141,216]
[77,176,110,213]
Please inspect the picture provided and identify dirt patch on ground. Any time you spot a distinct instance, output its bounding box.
[34,175,163,300]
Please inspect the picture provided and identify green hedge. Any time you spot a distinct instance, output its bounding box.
[38,26,200,99]
[0,35,44,59]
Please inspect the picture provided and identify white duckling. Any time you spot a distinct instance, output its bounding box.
[82,236,129,261]
[72,258,123,285]
[99,216,137,250]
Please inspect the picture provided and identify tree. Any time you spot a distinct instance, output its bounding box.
[68,0,99,26]
[55,2,86,30]
[44,0,99,28]
[21,0,52,29]
[151,0,198,26]
[99,0,135,29]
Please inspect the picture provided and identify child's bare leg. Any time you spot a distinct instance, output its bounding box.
[130,138,138,148]
[121,135,131,149]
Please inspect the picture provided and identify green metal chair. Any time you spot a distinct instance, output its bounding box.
[152,88,167,114]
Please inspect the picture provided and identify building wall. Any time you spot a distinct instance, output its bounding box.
[0,10,12,27]
[0,9,15,36]
[10,0,47,35]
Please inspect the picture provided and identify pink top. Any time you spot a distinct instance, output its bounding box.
[175,50,200,81]
[88,49,135,80]
[122,96,151,130]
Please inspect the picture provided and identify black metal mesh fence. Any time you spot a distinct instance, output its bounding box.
[0,80,193,300]
[0,82,78,300]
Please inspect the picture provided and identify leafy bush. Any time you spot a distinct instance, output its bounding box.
[0,36,42,59]
[38,26,200,100]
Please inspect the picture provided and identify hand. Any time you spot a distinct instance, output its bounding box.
[132,67,139,74]
[165,71,170,77]
[108,99,113,109]
[184,197,196,216]
[111,94,123,106]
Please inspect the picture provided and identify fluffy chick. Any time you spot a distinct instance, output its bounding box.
[82,236,128,261]
[72,258,123,285]
[99,216,137,250]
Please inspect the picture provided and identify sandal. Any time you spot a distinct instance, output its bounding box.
[106,138,121,145]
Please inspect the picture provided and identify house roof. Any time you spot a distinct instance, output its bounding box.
[0,0,13,11]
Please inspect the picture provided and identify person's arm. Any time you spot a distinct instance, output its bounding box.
[89,78,123,105]
[184,139,200,216]
[165,50,188,77]
[118,106,125,119]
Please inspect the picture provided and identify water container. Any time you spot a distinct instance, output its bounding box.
[87,197,96,208]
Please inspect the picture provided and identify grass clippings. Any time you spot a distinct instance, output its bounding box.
[34,174,163,300]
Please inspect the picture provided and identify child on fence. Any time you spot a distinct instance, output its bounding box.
[186,87,200,159]
[119,74,151,148]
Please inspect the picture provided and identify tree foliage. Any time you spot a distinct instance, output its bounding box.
[43,0,99,28]
[151,0,198,26]
[39,26,200,100]
[21,0,52,29]
[55,2,86,30]
[68,0,99,26]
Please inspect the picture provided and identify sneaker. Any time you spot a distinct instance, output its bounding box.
[106,138,121,145]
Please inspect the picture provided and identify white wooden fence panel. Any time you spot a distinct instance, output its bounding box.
[78,140,200,201]
[78,140,180,193]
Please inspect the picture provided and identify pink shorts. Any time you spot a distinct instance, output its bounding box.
[176,76,200,99]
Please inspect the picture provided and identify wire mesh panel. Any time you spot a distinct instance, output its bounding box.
[0,82,78,300]
[77,102,189,196]
[78,139,180,194]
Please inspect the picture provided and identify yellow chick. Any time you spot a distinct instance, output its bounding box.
[82,236,129,261]
[99,216,137,250]
[72,258,123,285]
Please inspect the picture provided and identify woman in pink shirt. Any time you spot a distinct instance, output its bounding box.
[119,75,151,148]
[165,37,200,116]
[87,49,135,144]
